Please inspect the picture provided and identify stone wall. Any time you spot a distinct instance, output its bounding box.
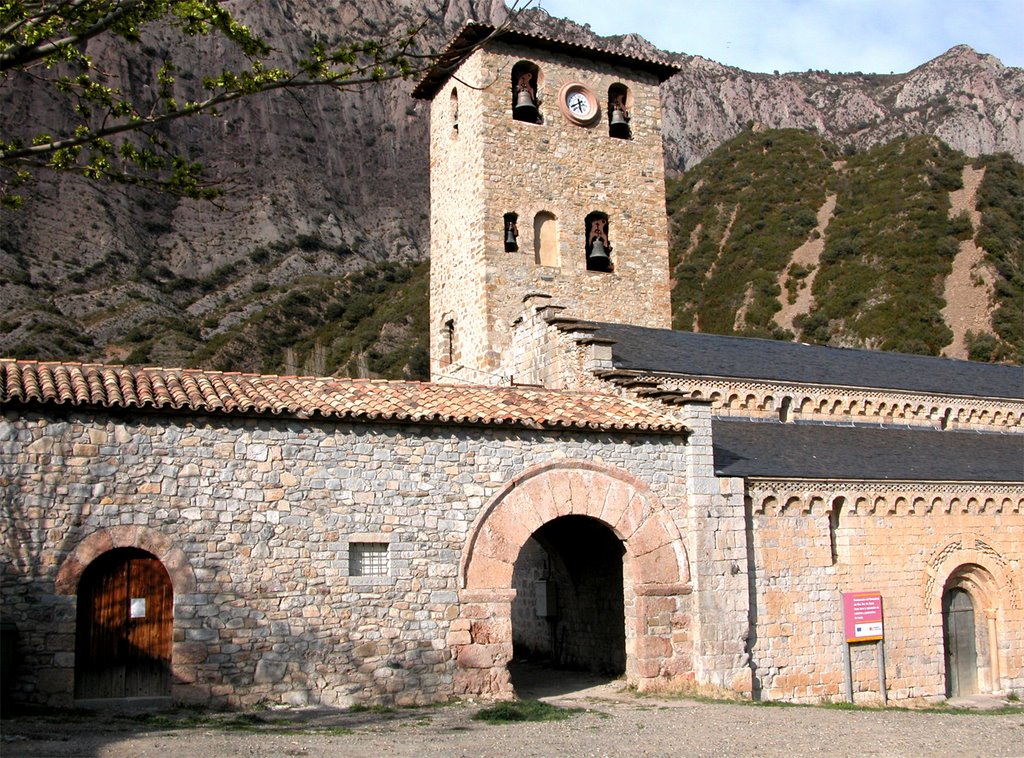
[510,537,552,657]
[428,53,488,383]
[0,408,703,708]
[746,481,1024,702]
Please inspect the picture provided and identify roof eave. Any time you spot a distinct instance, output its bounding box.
[412,22,680,101]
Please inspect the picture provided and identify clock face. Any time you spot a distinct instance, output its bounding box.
[558,83,600,126]
[566,91,592,117]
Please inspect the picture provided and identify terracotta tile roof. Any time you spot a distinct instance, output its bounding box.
[0,359,687,434]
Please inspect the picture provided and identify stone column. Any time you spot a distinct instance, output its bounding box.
[676,400,752,696]
[450,588,516,699]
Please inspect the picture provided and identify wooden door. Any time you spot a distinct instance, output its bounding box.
[943,587,978,697]
[75,549,172,699]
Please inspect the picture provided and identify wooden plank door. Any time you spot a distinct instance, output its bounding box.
[76,549,172,699]
[943,588,978,697]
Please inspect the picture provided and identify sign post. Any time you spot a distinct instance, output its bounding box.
[841,591,887,704]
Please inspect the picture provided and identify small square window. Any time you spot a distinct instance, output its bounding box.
[349,542,389,577]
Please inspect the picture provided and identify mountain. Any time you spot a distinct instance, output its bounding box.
[1,2,1021,374]
[667,130,1022,363]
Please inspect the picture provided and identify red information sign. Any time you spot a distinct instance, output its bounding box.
[843,591,884,642]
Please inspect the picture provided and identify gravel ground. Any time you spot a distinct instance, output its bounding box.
[3,676,1023,758]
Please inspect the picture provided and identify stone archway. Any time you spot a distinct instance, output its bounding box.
[56,526,196,597]
[453,460,691,697]
[56,527,196,703]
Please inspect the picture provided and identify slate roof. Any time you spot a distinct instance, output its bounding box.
[582,322,1024,400]
[411,21,680,100]
[713,419,1024,482]
[0,360,687,434]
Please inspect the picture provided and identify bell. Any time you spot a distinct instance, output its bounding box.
[587,238,611,270]
[514,88,538,121]
[609,108,630,138]
[505,227,518,251]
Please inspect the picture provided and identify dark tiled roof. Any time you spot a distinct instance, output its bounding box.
[0,360,687,434]
[583,322,1024,400]
[412,21,680,100]
[713,420,1024,482]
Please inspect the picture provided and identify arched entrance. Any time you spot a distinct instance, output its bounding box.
[511,516,626,677]
[456,461,691,698]
[926,546,1020,699]
[943,587,977,697]
[75,548,173,700]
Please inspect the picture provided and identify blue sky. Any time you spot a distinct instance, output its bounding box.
[524,1,1023,74]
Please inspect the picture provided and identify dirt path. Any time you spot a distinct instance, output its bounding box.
[4,685,1022,758]
[774,193,837,334]
[941,165,996,359]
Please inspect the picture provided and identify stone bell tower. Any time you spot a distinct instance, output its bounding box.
[413,23,678,384]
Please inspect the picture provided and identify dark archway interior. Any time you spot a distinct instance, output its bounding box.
[510,516,626,676]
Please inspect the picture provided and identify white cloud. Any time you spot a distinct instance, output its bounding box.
[530,0,1023,73]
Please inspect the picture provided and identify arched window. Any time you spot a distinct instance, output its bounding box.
[503,212,519,252]
[534,212,558,267]
[511,61,542,124]
[608,84,632,139]
[450,87,459,133]
[584,211,612,272]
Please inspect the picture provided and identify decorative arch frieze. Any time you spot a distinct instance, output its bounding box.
[748,480,1024,517]
[55,525,196,596]
[622,374,1024,433]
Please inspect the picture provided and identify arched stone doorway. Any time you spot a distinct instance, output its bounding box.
[510,516,627,678]
[926,543,1018,698]
[57,526,196,703]
[75,548,173,700]
[455,461,691,698]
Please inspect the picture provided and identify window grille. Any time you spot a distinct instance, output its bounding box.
[350,542,389,577]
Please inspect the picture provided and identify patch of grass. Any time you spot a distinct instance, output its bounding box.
[348,703,395,714]
[472,699,582,723]
[128,710,358,734]
[314,726,355,735]
[633,688,1024,716]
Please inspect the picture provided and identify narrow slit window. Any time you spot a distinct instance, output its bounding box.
[444,319,455,368]
[828,499,844,565]
[504,212,519,252]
